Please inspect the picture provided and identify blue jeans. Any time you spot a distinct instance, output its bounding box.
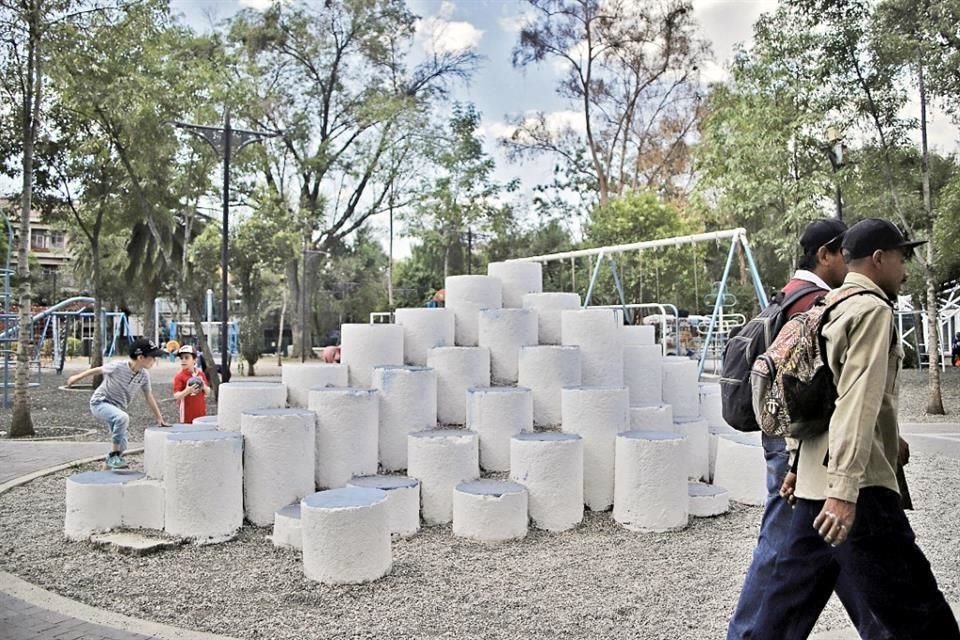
[727,436,888,640]
[749,488,960,640]
[90,402,129,452]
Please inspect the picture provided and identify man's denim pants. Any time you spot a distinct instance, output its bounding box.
[90,402,129,452]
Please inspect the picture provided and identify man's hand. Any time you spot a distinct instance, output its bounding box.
[898,436,910,467]
[814,497,856,546]
[779,471,797,505]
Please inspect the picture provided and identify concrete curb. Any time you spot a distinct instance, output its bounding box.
[0,446,145,496]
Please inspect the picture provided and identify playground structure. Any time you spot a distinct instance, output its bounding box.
[153,293,239,360]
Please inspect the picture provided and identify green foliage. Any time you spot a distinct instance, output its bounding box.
[66,336,82,357]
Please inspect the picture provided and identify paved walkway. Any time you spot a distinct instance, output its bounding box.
[0,589,154,640]
[0,441,110,485]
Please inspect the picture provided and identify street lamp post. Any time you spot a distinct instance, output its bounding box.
[825,126,845,221]
[174,112,278,382]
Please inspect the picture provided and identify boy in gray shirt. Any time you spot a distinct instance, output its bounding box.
[67,338,170,469]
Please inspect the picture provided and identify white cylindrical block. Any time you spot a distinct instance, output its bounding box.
[240,409,316,526]
[426,347,490,425]
[487,261,542,308]
[708,423,740,482]
[164,431,243,543]
[394,308,456,366]
[613,431,688,532]
[661,358,700,419]
[510,432,583,531]
[65,471,142,540]
[561,309,624,386]
[192,415,218,428]
[122,478,164,530]
[714,434,767,506]
[371,366,438,471]
[699,386,728,429]
[478,308,538,384]
[624,345,662,407]
[347,475,421,538]
[674,417,710,482]
[282,363,348,408]
[300,488,392,585]
[466,387,533,472]
[143,423,215,480]
[216,382,287,432]
[446,275,503,346]
[272,503,302,550]
[340,323,404,388]
[522,292,581,345]
[561,386,629,511]
[407,429,479,525]
[622,325,655,346]
[629,404,674,432]
[453,480,528,542]
[518,345,581,426]
[688,483,730,518]
[307,388,378,489]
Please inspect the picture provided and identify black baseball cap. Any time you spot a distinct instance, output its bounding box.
[129,338,166,358]
[800,218,848,254]
[842,218,927,260]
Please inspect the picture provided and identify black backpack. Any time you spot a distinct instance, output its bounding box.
[719,283,823,432]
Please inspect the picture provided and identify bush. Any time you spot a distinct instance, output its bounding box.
[66,337,82,357]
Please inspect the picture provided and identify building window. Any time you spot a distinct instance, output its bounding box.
[31,232,49,251]
[50,231,65,249]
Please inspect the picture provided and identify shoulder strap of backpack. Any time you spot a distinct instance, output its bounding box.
[822,287,892,317]
[778,282,826,314]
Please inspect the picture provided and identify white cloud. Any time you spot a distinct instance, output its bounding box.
[498,12,534,34]
[415,1,484,55]
[238,0,276,10]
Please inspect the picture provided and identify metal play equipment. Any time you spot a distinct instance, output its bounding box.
[508,228,768,377]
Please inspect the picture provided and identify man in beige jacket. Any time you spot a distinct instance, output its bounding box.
[748,218,959,640]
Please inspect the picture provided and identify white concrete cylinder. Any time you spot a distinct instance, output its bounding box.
[708,423,740,482]
[216,382,287,432]
[394,308,456,366]
[371,366,438,471]
[674,417,710,482]
[522,292,581,345]
[453,480,528,542]
[487,261,542,308]
[340,323,405,388]
[688,483,730,518]
[713,434,767,506]
[510,432,583,531]
[699,386,728,429]
[347,475,421,538]
[272,503,302,550]
[624,345,662,407]
[518,345,581,426]
[560,386,629,511]
[164,431,243,543]
[622,325,655,346]
[282,363,348,408]
[613,431,688,532]
[407,429,479,525]
[144,423,215,480]
[466,387,533,472]
[300,488,392,585]
[122,478,164,530]
[307,388,379,489]
[426,346,490,425]
[240,408,317,526]
[478,308,538,384]
[192,415,219,428]
[629,404,674,432]
[661,358,700,419]
[446,275,503,346]
[65,471,142,540]
[561,309,624,386]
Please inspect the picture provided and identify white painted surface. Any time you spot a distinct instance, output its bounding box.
[674,417,710,482]
[699,383,728,429]
[122,478,164,530]
[407,429,479,525]
[487,261,542,308]
[688,483,730,517]
[347,475,421,538]
[272,503,302,550]
[300,488,392,584]
[510,432,583,531]
[478,308,538,383]
[426,346,490,425]
[621,325,655,346]
[340,323,405,388]
[371,366,438,471]
[561,309,624,386]
[453,480,528,542]
[518,345,581,426]
[163,431,243,543]
[624,345,662,407]
[613,431,688,532]
[713,434,767,506]
[394,308,456,366]
[629,404,674,432]
[192,415,218,428]
[661,358,700,419]
[561,386,629,511]
[307,387,379,489]
[216,382,287,432]
[143,423,215,480]
[445,275,503,346]
[240,409,317,526]
[708,423,740,482]
[466,386,533,472]
[522,292,581,345]
[281,363,348,408]
[65,471,139,540]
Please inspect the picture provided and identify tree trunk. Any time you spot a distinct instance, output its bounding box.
[90,246,104,389]
[287,259,303,359]
[277,288,286,366]
[142,284,158,344]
